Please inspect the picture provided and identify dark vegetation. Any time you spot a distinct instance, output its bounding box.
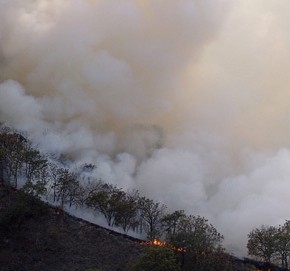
[247,223,290,269]
[2,185,286,271]
[0,124,289,270]
[0,186,142,271]
[0,124,225,245]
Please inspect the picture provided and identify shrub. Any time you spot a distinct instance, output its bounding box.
[132,246,181,271]
[0,190,49,233]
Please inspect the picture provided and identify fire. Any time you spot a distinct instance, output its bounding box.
[140,239,186,252]
[51,208,63,216]
[140,239,167,247]
[55,210,62,216]
[153,239,166,246]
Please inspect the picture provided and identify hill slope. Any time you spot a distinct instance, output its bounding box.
[0,186,142,271]
[1,186,288,271]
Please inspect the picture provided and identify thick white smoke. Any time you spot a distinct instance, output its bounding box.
[1,0,290,255]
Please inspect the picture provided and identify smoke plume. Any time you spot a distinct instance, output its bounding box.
[1,0,290,255]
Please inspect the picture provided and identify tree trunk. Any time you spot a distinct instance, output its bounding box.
[0,159,4,186]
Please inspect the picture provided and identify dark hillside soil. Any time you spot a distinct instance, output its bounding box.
[0,186,142,271]
[0,186,288,271]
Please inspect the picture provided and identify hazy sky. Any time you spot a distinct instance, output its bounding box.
[1,0,290,255]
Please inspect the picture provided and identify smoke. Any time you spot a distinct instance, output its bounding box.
[1,0,290,255]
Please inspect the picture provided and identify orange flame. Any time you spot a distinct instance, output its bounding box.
[140,239,186,252]
[53,208,63,216]
[140,239,166,247]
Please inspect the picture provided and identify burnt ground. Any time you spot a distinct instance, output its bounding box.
[0,186,142,271]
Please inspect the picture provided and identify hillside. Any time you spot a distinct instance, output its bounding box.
[1,185,289,271]
[0,186,142,271]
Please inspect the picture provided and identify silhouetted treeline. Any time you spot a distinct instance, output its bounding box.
[1,124,289,270]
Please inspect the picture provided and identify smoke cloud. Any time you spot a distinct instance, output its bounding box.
[1,0,290,255]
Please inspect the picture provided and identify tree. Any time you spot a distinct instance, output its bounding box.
[0,128,27,187]
[22,147,47,182]
[76,179,104,206]
[0,130,6,184]
[164,214,224,271]
[161,210,186,236]
[167,215,223,252]
[0,125,47,192]
[275,220,290,269]
[114,190,139,232]
[132,246,181,271]
[21,178,47,198]
[21,144,48,198]
[247,225,278,263]
[138,197,166,240]
[86,183,126,227]
[51,168,80,207]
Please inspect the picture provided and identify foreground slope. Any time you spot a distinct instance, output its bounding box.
[0,186,142,271]
[1,186,288,271]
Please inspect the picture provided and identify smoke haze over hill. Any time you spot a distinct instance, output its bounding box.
[1,0,290,255]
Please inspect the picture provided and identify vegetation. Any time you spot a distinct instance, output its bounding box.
[247,221,290,269]
[0,190,49,233]
[1,123,289,270]
[138,196,166,240]
[0,124,220,245]
[247,225,278,263]
[0,186,141,271]
[132,246,181,271]
[0,125,48,193]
